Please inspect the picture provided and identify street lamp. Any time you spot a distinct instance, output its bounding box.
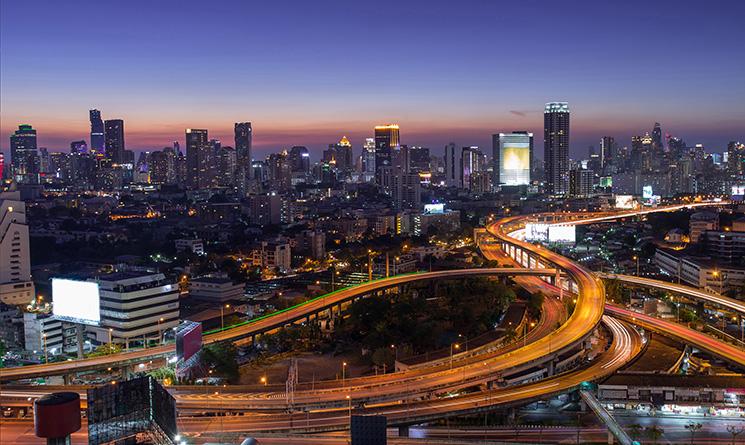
[157,317,164,345]
[632,255,640,276]
[390,344,398,363]
[342,362,347,386]
[450,343,460,369]
[367,249,374,281]
[108,328,113,350]
[221,304,230,330]
[42,333,48,364]
[260,376,267,386]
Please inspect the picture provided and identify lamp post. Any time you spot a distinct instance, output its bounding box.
[42,333,48,364]
[260,375,267,386]
[390,344,398,362]
[450,343,460,369]
[342,361,347,387]
[221,304,230,330]
[632,255,640,276]
[157,317,164,345]
[108,328,113,350]
[367,250,373,281]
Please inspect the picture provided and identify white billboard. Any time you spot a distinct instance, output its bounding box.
[548,225,576,243]
[52,278,101,325]
[525,223,549,241]
[615,195,636,209]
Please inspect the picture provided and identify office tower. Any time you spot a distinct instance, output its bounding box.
[727,141,745,178]
[234,122,252,178]
[0,189,35,305]
[217,145,237,187]
[408,146,430,173]
[461,146,485,190]
[288,146,311,173]
[38,147,51,177]
[70,140,88,154]
[668,136,685,160]
[362,138,376,181]
[493,132,533,187]
[374,124,400,183]
[444,143,461,188]
[185,128,209,189]
[331,136,354,173]
[9,124,39,184]
[0,153,5,180]
[652,122,663,151]
[543,102,570,195]
[599,136,615,172]
[266,151,291,191]
[104,119,125,163]
[89,109,105,152]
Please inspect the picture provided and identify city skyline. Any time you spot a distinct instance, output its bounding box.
[2,0,744,158]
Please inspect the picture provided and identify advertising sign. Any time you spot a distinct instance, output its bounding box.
[52,278,100,325]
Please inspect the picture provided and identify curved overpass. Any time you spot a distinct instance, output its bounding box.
[599,273,745,315]
[1,268,557,382]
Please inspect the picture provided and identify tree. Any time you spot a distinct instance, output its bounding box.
[685,422,702,445]
[646,425,664,445]
[201,342,239,383]
[628,424,643,442]
[727,424,745,445]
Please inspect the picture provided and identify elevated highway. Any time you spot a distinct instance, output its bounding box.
[0,268,556,382]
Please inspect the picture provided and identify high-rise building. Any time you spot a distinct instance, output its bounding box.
[408,146,430,173]
[332,136,354,173]
[444,143,461,188]
[362,138,376,181]
[234,122,252,179]
[0,189,35,305]
[569,167,593,197]
[288,146,311,173]
[543,102,570,195]
[104,119,125,163]
[727,141,745,178]
[652,122,663,151]
[374,124,400,183]
[185,128,209,189]
[89,109,105,152]
[493,132,533,187]
[9,124,39,184]
[600,136,615,172]
[461,146,485,190]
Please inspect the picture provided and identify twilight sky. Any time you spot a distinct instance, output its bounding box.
[1,0,744,160]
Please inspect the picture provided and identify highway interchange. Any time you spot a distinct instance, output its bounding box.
[2,201,743,441]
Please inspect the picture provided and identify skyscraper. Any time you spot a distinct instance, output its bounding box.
[89,109,105,152]
[104,119,125,163]
[444,143,461,188]
[599,136,615,172]
[234,122,252,179]
[185,128,209,189]
[374,124,400,183]
[543,102,570,195]
[362,138,376,181]
[9,124,39,184]
[652,122,663,151]
[493,132,533,187]
[460,146,485,190]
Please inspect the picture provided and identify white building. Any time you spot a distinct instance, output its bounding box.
[189,276,244,303]
[0,189,35,305]
[175,238,204,255]
[89,271,179,347]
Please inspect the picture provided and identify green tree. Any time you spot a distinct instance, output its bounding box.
[685,422,702,445]
[201,342,239,383]
[628,424,642,442]
[646,425,664,445]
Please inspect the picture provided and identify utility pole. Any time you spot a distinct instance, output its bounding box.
[286,358,297,411]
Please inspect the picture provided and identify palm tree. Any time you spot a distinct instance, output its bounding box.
[685,422,703,445]
[646,425,664,445]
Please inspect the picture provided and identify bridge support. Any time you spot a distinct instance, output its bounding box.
[398,425,409,437]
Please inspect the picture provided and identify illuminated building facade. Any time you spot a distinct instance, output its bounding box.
[493,131,533,187]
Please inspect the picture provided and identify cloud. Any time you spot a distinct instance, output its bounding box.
[509,110,528,117]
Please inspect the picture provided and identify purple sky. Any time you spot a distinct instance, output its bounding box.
[1,0,744,160]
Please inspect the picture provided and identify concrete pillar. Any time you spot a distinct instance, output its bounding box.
[547,360,555,376]
[398,426,409,437]
[75,324,85,359]
[63,374,73,385]
[607,429,615,445]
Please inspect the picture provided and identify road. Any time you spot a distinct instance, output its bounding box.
[605,304,745,368]
[600,273,745,315]
[0,268,556,382]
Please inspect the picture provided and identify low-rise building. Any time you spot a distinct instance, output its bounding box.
[175,238,204,255]
[189,276,244,303]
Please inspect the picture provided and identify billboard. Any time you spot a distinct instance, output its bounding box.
[52,278,100,325]
[548,225,576,243]
[423,203,444,214]
[615,195,636,209]
[499,133,532,186]
[732,185,745,201]
[642,185,653,199]
[176,321,202,363]
[525,223,549,241]
[87,376,177,445]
